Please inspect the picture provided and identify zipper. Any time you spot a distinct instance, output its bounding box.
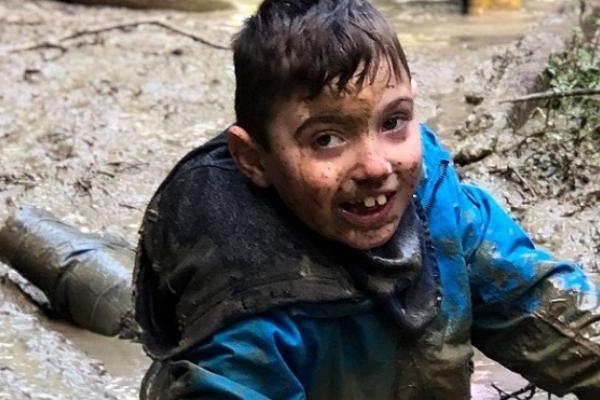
[422,159,449,214]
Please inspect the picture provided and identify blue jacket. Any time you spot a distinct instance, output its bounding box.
[137,125,600,399]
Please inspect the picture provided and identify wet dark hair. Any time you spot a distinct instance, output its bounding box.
[232,0,411,149]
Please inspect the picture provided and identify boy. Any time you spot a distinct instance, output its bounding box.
[134,0,600,398]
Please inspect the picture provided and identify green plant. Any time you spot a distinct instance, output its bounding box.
[545,15,600,140]
[506,10,600,200]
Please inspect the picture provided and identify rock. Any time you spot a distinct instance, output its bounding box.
[464,93,484,105]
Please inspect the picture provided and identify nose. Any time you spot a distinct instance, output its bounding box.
[352,139,392,182]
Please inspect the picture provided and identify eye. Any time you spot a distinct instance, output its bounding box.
[382,116,407,131]
[313,132,345,149]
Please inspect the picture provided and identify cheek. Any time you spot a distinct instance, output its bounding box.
[405,161,422,191]
[396,150,422,190]
[273,157,341,212]
[301,165,342,209]
[269,154,305,207]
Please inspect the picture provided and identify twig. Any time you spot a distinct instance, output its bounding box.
[544,100,552,129]
[508,129,546,153]
[489,164,539,200]
[562,189,600,217]
[8,20,229,54]
[0,18,44,26]
[118,202,141,211]
[501,89,600,104]
[509,164,539,199]
[491,382,537,400]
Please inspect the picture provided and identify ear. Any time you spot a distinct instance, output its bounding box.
[227,125,271,188]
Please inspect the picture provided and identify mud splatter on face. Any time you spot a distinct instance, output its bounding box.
[260,63,421,249]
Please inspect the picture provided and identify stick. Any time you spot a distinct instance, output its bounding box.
[488,164,539,200]
[491,383,537,400]
[508,164,539,199]
[508,129,546,153]
[501,89,600,103]
[8,20,229,54]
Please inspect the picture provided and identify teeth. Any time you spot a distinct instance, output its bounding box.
[363,197,376,208]
[342,180,355,193]
[376,194,387,206]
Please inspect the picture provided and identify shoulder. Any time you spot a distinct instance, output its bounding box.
[141,129,247,252]
[419,123,452,166]
[416,123,458,207]
[160,130,234,187]
[134,129,249,358]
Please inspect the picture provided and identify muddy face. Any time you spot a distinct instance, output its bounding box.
[259,64,422,250]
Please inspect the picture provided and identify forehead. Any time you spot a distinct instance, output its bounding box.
[272,63,411,125]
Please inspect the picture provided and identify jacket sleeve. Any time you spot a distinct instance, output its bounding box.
[460,183,600,399]
[149,308,309,400]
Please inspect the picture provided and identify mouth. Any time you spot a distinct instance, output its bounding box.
[338,191,397,228]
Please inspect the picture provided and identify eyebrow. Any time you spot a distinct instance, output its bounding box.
[294,96,414,138]
[382,96,414,115]
[294,115,359,138]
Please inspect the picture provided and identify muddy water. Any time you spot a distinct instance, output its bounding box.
[45,320,147,399]
[0,0,578,398]
[0,279,130,399]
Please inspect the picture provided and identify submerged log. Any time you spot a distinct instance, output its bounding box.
[59,0,234,12]
[0,205,137,337]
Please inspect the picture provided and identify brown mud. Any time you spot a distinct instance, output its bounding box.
[454,2,600,275]
[0,0,595,398]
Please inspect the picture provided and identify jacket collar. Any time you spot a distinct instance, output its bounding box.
[416,123,452,209]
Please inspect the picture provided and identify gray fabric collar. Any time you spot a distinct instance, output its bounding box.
[341,200,441,334]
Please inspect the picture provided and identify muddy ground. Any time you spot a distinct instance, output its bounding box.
[0,0,597,399]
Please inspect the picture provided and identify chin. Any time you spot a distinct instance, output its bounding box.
[343,228,396,250]
[350,238,390,250]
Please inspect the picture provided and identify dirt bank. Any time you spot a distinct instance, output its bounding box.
[454,2,600,275]
[0,0,590,398]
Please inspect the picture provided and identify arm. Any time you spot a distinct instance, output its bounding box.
[141,301,399,400]
[152,308,309,400]
[460,184,600,399]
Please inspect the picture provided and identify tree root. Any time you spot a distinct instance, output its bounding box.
[7,19,229,55]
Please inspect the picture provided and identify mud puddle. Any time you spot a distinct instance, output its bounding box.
[45,320,147,400]
[0,278,133,400]
[0,0,580,398]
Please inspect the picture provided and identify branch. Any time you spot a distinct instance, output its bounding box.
[8,20,229,54]
[501,88,600,103]
[491,383,537,400]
